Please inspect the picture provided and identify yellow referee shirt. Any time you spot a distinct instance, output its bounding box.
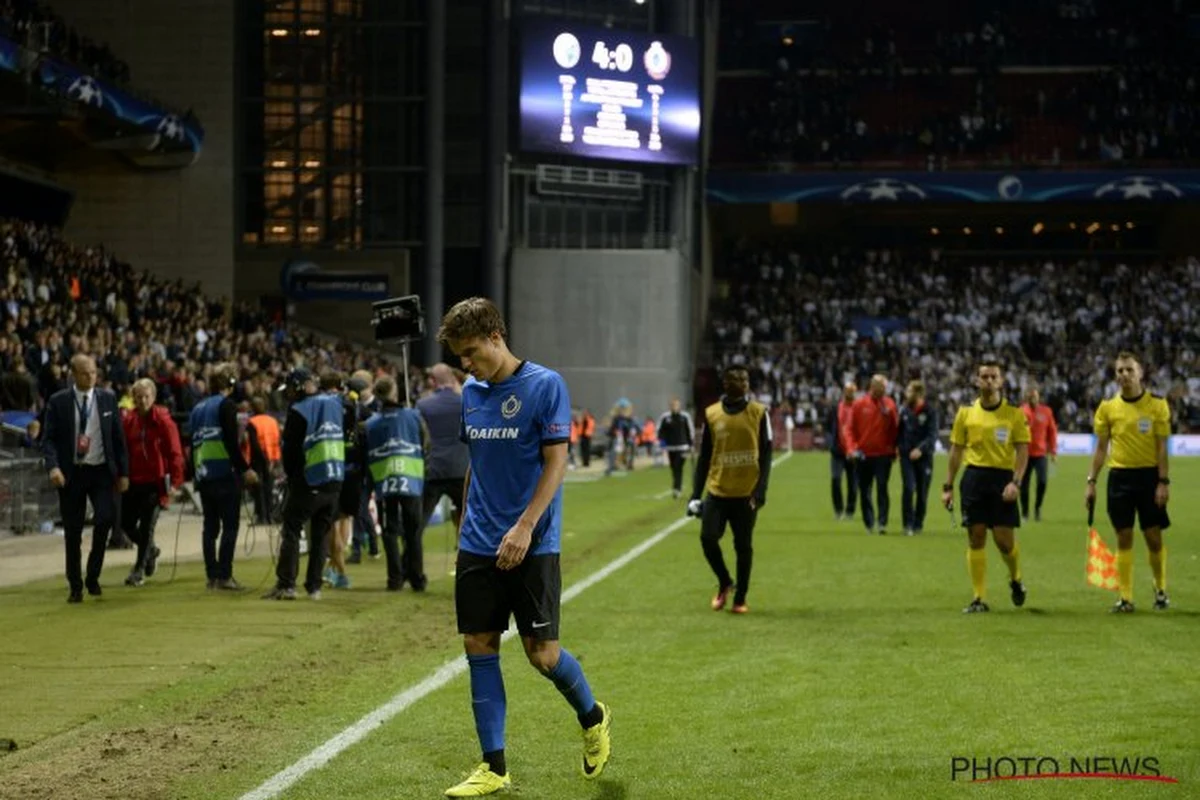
[1093,391,1170,469]
[950,399,1031,470]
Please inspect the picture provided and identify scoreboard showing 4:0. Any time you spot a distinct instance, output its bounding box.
[519,20,701,166]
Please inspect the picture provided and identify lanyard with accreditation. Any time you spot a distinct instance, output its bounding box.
[75,392,92,459]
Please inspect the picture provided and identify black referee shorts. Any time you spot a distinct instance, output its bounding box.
[1107,468,1170,532]
[959,466,1020,530]
[455,551,561,640]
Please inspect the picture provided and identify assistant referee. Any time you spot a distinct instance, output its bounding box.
[1085,351,1171,613]
[942,358,1030,614]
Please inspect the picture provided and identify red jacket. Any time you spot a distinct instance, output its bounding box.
[122,406,185,503]
[1021,403,1058,458]
[845,394,899,458]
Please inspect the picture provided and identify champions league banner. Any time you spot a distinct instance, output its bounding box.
[706,170,1200,204]
[0,34,204,161]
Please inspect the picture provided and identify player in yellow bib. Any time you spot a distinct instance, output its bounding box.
[688,366,772,614]
[942,359,1030,613]
[1085,352,1171,613]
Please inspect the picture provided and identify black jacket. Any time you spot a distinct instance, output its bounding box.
[282,406,307,486]
[41,387,129,482]
[656,410,695,451]
[898,403,938,457]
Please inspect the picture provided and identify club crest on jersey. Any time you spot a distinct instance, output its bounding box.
[1138,417,1152,434]
[995,426,1009,443]
[500,393,522,420]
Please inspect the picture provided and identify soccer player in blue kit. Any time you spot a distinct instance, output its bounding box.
[437,297,612,797]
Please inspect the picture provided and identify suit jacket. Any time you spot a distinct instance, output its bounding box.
[41,387,129,483]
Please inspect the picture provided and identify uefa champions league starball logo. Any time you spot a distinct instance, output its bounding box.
[66,76,104,107]
[1093,176,1183,199]
[840,178,927,201]
[156,115,186,143]
[553,33,581,69]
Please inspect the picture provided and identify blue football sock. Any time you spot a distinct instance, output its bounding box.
[467,654,506,758]
[546,648,598,724]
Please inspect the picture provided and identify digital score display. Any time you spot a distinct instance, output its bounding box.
[518,20,701,167]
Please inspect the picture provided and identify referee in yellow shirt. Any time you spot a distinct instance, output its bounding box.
[1085,351,1171,613]
[942,358,1031,613]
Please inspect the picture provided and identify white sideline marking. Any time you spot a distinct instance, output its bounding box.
[238,452,793,800]
[652,489,673,500]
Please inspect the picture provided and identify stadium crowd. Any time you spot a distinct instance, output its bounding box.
[720,0,1186,72]
[714,0,1196,166]
[0,217,413,425]
[707,245,1200,433]
[0,0,130,83]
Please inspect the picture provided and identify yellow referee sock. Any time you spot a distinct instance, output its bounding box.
[1116,548,1134,602]
[1149,546,1167,593]
[967,548,987,600]
[999,542,1021,582]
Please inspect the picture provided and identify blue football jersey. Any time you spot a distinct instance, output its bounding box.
[459,361,572,557]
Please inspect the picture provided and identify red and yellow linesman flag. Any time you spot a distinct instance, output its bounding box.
[1086,499,1119,591]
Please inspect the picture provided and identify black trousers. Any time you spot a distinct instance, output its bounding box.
[422,476,465,529]
[667,451,687,493]
[121,481,161,573]
[380,494,426,590]
[199,479,242,581]
[857,456,894,530]
[59,464,115,592]
[1019,455,1049,518]
[276,481,341,594]
[350,485,379,558]
[830,452,857,516]
[579,435,592,467]
[700,495,757,604]
[250,457,275,523]
[900,454,933,531]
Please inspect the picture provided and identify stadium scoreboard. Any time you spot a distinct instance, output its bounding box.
[518,19,701,167]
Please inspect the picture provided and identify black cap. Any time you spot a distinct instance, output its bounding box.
[347,376,370,394]
[278,367,313,393]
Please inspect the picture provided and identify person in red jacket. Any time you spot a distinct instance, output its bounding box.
[1019,387,1058,522]
[120,378,185,586]
[844,373,900,534]
[827,382,858,520]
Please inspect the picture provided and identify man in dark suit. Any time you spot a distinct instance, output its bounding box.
[42,354,130,603]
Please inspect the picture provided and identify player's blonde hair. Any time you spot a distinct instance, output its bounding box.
[437,297,506,344]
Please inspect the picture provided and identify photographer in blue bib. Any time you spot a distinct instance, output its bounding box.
[361,375,430,591]
[263,368,345,601]
[189,363,259,591]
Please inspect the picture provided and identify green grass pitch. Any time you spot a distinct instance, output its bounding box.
[1,453,1197,799]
